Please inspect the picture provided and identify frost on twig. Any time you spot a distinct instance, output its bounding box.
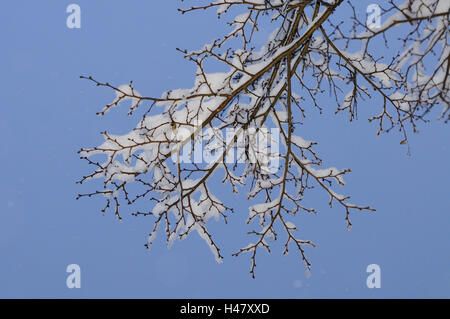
[78,0,448,277]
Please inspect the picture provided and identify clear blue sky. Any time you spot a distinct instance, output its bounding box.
[0,1,449,298]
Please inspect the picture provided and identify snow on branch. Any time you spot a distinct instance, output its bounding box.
[78,0,448,277]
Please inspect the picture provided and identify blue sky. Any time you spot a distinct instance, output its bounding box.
[0,1,449,298]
